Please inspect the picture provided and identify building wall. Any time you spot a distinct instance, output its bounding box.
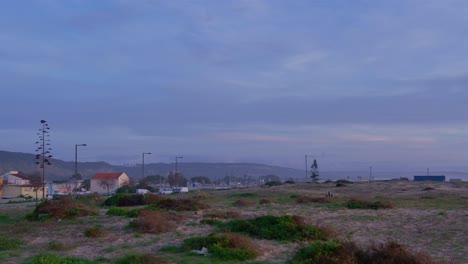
[2,185,47,199]
[90,173,130,195]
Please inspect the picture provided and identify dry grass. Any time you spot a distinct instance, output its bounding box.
[356,241,440,264]
[149,198,210,211]
[130,210,181,234]
[259,199,273,205]
[296,196,332,204]
[32,197,98,220]
[143,193,164,205]
[204,210,241,219]
[233,199,255,207]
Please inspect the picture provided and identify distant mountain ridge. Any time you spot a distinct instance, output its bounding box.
[0,150,304,181]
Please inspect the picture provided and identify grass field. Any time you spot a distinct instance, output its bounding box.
[0,181,466,263]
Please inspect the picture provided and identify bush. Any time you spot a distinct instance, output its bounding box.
[29,198,98,220]
[289,241,357,264]
[356,241,438,264]
[130,210,180,234]
[25,253,99,264]
[296,196,331,204]
[103,194,144,207]
[183,233,259,261]
[345,199,393,210]
[0,237,22,251]
[222,215,329,241]
[114,253,166,264]
[147,198,209,211]
[106,207,140,217]
[84,226,107,238]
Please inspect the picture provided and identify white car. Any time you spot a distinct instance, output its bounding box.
[172,187,189,193]
[159,188,173,195]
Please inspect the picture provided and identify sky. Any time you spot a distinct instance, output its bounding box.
[1,0,467,171]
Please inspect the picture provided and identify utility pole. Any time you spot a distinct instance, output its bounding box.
[305,155,308,182]
[142,152,151,179]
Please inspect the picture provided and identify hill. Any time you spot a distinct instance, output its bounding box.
[0,150,303,181]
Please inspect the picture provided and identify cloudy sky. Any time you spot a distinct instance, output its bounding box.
[1,0,467,171]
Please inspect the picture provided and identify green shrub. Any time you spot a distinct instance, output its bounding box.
[84,226,107,238]
[183,233,259,261]
[159,245,184,253]
[103,194,144,207]
[106,207,140,217]
[288,241,357,264]
[222,215,328,241]
[345,199,393,210]
[25,253,99,264]
[0,237,22,251]
[114,253,166,264]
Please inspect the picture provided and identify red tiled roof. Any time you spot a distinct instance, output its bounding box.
[92,173,123,180]
[10,173,31,181]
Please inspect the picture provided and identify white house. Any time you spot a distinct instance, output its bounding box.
[90,172,130,195]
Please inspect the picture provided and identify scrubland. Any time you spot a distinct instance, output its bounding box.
[0,181,466,263]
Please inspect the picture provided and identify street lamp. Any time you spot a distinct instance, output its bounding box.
[142,152,151,179]
[74,144,87,179]
[175,156,183,186]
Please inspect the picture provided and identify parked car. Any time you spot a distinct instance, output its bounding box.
[172,187,189,193]
[159,188,173,195]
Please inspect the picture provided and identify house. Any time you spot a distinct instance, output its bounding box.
[0,171,47,199]
[414,175,445,182]
[1,171,31,185]
[90,172,130,195]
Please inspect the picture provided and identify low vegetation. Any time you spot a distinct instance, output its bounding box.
[84,225,107,238]
[28,197,98,220]
[296,196,331,204]
[129,210,181,234]
[345,198,394,209]
[106,207,140,217]
[183,233,260,261]
[222,215,329,241]
[25,253,99,264]
[233,199,255,207]
[147,198,209,211]
[103,193,145,207]
[0,237,22,251]
[114,253,166,264]
[204,210,241,219]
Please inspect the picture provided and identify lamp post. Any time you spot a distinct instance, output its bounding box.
[74,144,87,179]
[142,152,151,179]
[175,156,183,186]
